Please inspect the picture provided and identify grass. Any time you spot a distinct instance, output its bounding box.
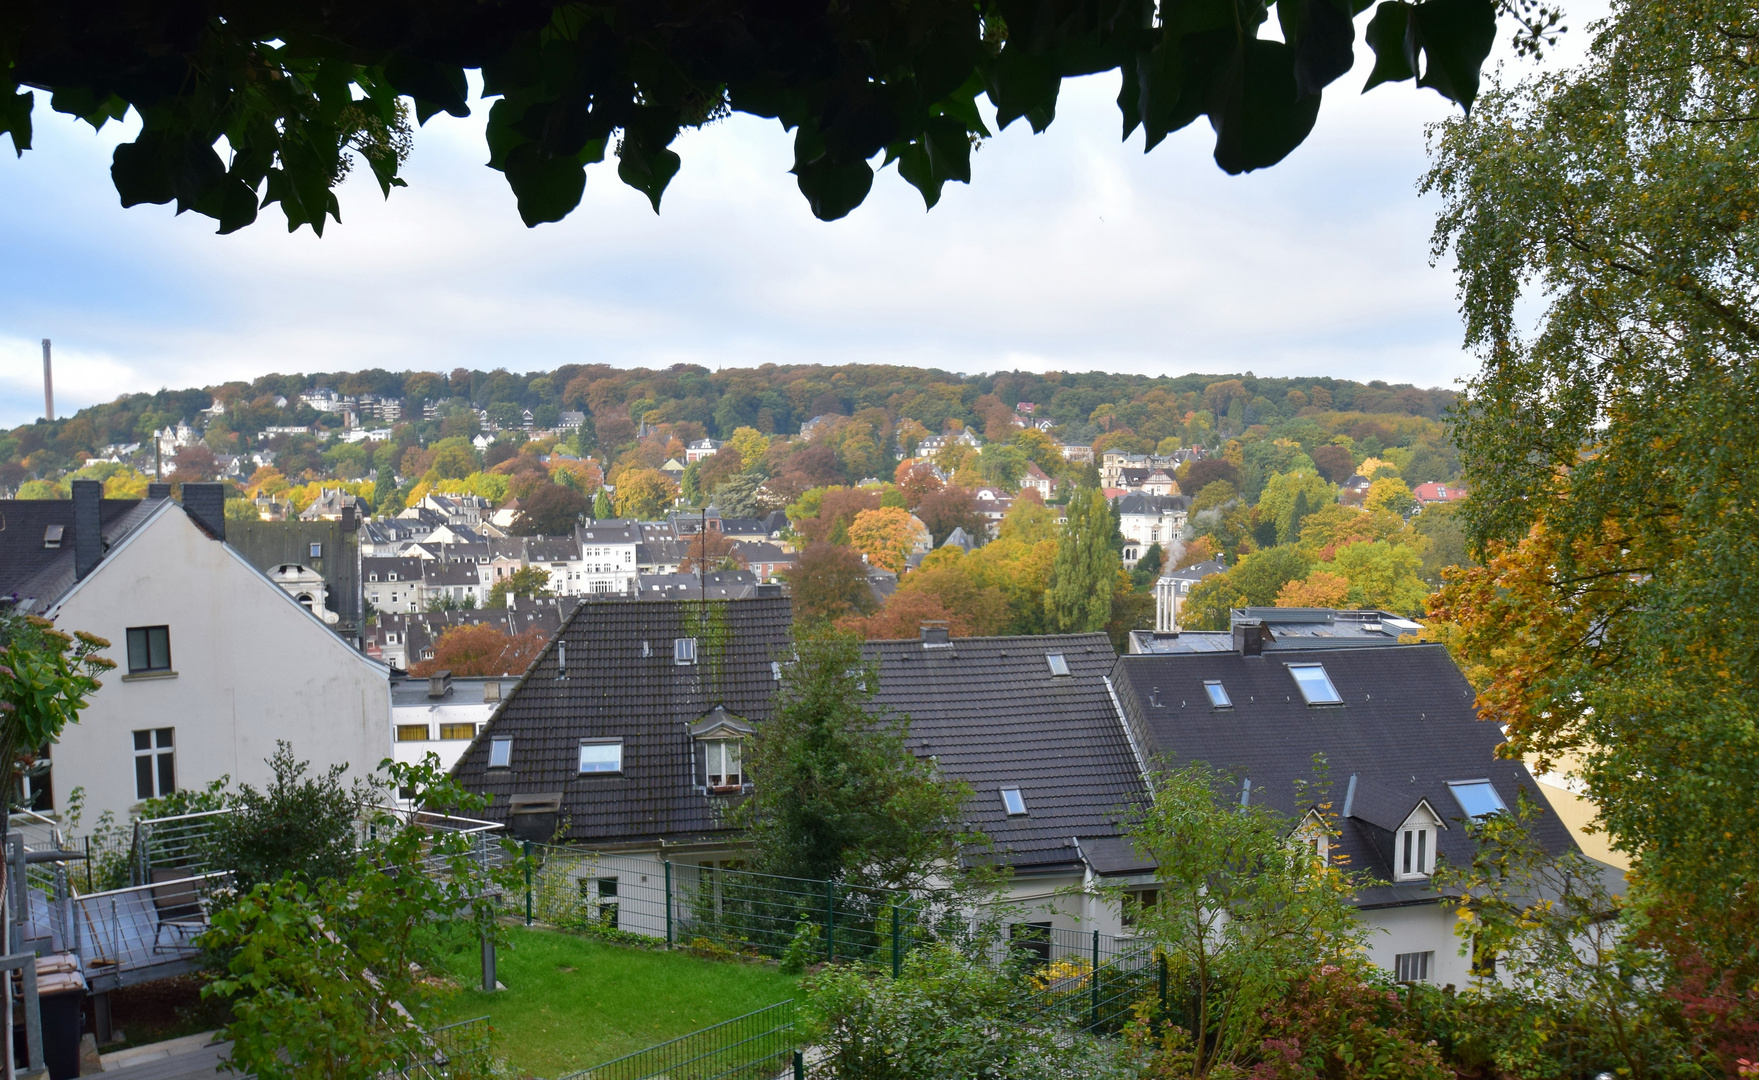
[435,927,799,1078]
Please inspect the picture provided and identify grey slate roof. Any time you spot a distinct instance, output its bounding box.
[0,497,159,611]
[862,633,1147,876]
[1111,643,1579,906]
[636,571,763,600]
[1114,492,1189,515]
[450,596,792,846]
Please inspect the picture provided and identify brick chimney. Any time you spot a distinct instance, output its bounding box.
[181,482,226,541]
[71,479,102,580]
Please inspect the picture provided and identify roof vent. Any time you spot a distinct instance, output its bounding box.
[43,524,64,549]
[484,681,502,702]
[920,622,951,646]
[427,670,453,699]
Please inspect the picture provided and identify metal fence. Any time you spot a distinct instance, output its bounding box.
[558,1000,797,1080]
[400,1016,494,1080]
[1022,935,1166,1036]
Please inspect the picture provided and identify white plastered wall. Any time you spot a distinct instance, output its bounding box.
[49,506,391,826]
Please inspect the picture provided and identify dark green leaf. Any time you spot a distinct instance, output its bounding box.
[1211,39,1321,174]
[983,50,1061,132]
[1362,1,1416,91]
[923,114,972,185]
[1409,0,1497,109]
[502,142,588,226]
[617,142,682,213]
[383,57,470,122]
[0,89,32,156]
[896,142,943,209]
[111,135,175,207]
[792,154,874,222]
[1287,0,1358,98]
[48,87,127,130]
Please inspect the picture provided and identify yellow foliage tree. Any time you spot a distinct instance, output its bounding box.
[847,507,922,574]
[613,468,677,520]
[1275,571,1351,608]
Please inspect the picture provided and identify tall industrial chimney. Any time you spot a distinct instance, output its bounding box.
[41,339,53,422]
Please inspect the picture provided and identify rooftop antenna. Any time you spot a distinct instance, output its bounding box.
[41,339,53,422]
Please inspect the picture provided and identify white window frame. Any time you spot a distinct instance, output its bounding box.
[133,728,176,799]
[674,638,697,665]
[1396,802,1443,880]
[1000,786,1027,817]
[578,740,624,775]
[704,739,743,790]
[1204,680,1231,708]
[1287,663,1343,705]
[1394,951,1433,984]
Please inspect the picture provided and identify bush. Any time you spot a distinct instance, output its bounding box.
[802,944,1130,1080]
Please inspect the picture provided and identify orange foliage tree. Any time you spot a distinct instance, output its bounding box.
[847,507,922,574]
[408,623,548,678]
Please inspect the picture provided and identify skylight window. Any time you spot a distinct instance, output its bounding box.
[1448,780,1508,819]
[1288,664,1343,705]
[675,637,697,665]
[1045,653,1070,677]
[578,740,623,774]
[488,738,513,769]
[1204,680,1231,708]
[1000,787,1027,816]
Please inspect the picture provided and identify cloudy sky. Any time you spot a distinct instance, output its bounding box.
[0,25,1574,430]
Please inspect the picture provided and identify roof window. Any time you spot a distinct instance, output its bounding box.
[1204,680,1231,708]
[43,525,63,549]
[578,740,623,774]
[1045,653,1070,677]
[675,638,697,665]
[488,738,513,769]
[1000,787,1027,817]
[1448,780,1508,819]
[1288,664,1343,705]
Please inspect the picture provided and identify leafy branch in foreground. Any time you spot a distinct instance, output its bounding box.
[3,0,1504,232]
[200,755,521,1080]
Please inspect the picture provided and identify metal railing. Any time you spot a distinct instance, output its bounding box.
[129,808,235,885]
[558,1000,797,1080]
[399,1015,494,1080]
[70,871,232,984]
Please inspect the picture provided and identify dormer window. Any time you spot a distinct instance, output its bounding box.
[1288,664,1342,705]
[1204,680,1231,708]
[1396,801,1445,880]
[704,740,742,790]
[1294,810,1330,865]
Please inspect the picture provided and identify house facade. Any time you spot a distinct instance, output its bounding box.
[2,482,390,827]
[1114,493,1190,567]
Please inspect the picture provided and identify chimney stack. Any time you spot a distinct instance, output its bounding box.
[147,483,172,500]
[920,622,951,646]
[1232,619,1265,657]
[71,479,101,580]
[181,482,227,541]
[41,339,53,422]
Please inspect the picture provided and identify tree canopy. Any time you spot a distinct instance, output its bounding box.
[2,0,1512,234]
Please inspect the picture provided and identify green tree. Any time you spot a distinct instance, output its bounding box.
[737,630,975,891]
[0,610,113,806]
[206,742,370,894]
[428,437,479,481]
[1425,0,1759,1032]
[782,543,875,625]
[1119,762,1367,1078]
[592,489,614,519]
[1044,485,1116,633]
[974,442,1028,489]
[1328,540,1428,614]
[200,756,517,1080]
[486,566,552,608]
[1257,469,1335,544]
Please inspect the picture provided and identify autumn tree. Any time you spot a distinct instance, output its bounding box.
[509,483,588,535]
[1044,485,1115,633]
[611,468,677,520]
[914,485,985,547]
[783,543,875,625]
[1425,0,1759,1045]
[847,507,922,575]
[408,623,548,677]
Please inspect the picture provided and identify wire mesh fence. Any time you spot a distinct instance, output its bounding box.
[399,1016,495,1080]
[557,1000,797,1080]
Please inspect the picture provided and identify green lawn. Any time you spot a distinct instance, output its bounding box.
[436,927,799,1078]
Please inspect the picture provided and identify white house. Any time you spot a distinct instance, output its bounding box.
[1114,493,1190,568]
[3,482,390,828]
[391,673,506,773]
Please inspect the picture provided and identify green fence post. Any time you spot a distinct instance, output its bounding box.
[1090,930,1101,1031]
[1158,951,1169,1032]
[665,860,675,947]
[793,1049,805,1080]
[824,880,835,963]
[523,840,533,926]
[891,901,901,979]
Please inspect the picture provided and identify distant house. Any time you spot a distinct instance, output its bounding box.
[363,556,428,613]
[558,411,586,432]
[1059,443,1094,463]
[299,488,365,522]
[1130,606,1424,655]
[1343,473,1374,495]
[971,488,1013,536]
[1020,462,1055,499]
[660,458,687,481]
[368,597,580,671]
[0,482,389,827]
[684,438,723,464]
[1114,493,1189,567]
[798,414,840,440]
[1412,482,1467,505]
[1151,558,1226,632]
[1110,640,1591,986]
[391,672,508,773]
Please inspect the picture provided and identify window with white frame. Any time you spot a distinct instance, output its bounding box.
[1000,786,1027,816]
[1397,804,1441,880]
[578,740,623,774]
[1394,951,1433,983]
[126,626,172,674]
[1287,663,1343,705]
[675,638,697,665]
[1448,780,1507,819]
[488,737,513,769]
[133,728,175,799]
[704,740,743,789]
[1203,680,1232,708]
